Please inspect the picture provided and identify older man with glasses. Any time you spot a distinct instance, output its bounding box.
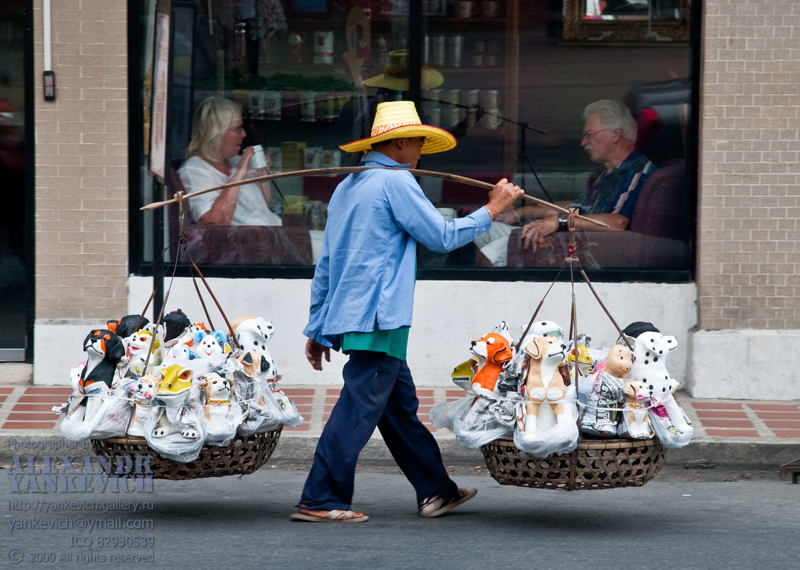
[518,99,655,251]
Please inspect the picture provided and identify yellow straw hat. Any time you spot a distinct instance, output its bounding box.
[363,50,444,91]
[339,101,456,155]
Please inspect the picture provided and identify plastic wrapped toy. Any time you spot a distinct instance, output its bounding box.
[579,344,632,437]
[514,335,579,457]
[198,372,243,445]
[629,330,694,448]
[144,364,206,462]
[617,380,653,439]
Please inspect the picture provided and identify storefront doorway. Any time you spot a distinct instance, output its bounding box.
[0,0,31,361]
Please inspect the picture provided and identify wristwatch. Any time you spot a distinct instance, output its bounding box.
[558,213,569,232]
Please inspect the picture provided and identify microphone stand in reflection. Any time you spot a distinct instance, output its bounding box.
[421,96,555,203]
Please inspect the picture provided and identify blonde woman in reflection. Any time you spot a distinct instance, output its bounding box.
[179,96,281,226]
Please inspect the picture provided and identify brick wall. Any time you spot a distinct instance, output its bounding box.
[697,0,800,330]
[33,0,129,320]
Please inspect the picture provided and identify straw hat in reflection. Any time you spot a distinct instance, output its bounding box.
[363,49,444,91]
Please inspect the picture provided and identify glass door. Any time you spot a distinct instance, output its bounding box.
[0,0,30,361]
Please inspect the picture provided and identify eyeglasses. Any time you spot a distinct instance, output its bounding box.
[581,128,611,140]
[227,125,245,134]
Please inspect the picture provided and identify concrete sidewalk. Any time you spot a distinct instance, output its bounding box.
[1,384,799,469]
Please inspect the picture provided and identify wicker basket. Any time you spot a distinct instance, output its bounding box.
[91,426,283,480]
[481,437,666,491]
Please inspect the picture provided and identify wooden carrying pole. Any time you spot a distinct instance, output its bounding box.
[141,166,608,228]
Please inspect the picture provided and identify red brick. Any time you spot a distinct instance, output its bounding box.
[282,388,315,396]
[17,395,71,403]
[695,410,749,419]
[691,402,744,410]
[1,421,57,430]
[7,412,59,421]
[748,404,799,412]
[284,424,310,431]
[704,429,759,438]
[25,387,72,395]
[774,430,800,439]
[0,387,14,394]
[698,419,754,428]
[753,411,800,420]
[416,390,433,397]
[763,420,800,429]
[13,404,63,412]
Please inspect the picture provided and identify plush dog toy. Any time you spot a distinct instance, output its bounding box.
[162,309,192,345]
[55,329,128,441]
[227,349,283,434]
[198,372,243,444]
[519,335,570,434]
[108,314,150,341]
[627,330,693,447]
[512,334,578,457]
[618,379,653,439]
[579,344,632,437]
[125,328,162,377]
[470,327,514,396]
[126,373,160,437]
[79,329,126,394]
[199,372,234,420]
[232,315,276,359]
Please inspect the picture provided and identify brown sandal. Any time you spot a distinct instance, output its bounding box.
[418,488,477,518]
[289,508,369,523]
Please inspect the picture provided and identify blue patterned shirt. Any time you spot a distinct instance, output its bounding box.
[571,150,655,219]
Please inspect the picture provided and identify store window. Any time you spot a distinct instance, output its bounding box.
[132,0,696,280]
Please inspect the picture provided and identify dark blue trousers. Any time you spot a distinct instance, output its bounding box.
[299,350,458,510]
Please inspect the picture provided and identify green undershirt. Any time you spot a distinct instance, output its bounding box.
[341,327,410,361]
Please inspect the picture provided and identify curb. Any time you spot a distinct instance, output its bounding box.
[2,432,798,471]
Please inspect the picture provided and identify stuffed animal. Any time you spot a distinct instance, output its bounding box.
[150,364,202,440]
[175,322,210,347]
[579,344,632,437]
[198,372,242,444]
[228,349,282,434]
[79,329,126,394]
[108,314,150,341]
[513,335,578,457]
[126,373,160,437]
[470,326,514,397]
[162,342,196,367]
[617,379,653,439]
[125,328,162,377]
[162,308,191,345]
[518,335,570,434]
[56,329,129,441]
[142,363,205,462]
[232,315,275,358]
[627,330,693,447]
[450,358,477,393]
[192,330,229,359]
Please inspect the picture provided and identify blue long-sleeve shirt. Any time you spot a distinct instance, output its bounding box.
[303,151,493,350]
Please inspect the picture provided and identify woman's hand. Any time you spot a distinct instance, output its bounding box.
[231,146,256,181]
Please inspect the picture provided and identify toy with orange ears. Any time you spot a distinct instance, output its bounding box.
[469,322,515,397]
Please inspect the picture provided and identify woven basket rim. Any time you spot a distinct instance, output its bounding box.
[90,427,283,480]
[489,437,661,451]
